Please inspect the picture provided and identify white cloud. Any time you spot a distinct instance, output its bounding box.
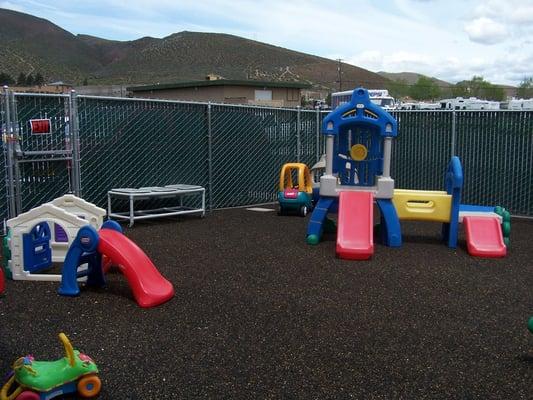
[464,17,507,45]
[473,0,533,25]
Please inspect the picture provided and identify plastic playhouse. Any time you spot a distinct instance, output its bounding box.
[278,163,314,216]
[58,220,174,308]
[4,195,105,281]
[1,333,100,400]
[1,194,174,308]
[306,87,509,260]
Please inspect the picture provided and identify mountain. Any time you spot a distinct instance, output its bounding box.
[0,8,102,82]
[0,8,389,90]
[377,71,452,88]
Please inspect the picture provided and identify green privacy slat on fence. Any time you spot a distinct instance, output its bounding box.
[77,97,209,209]
[210,105,299,208]
[4,93,533,219]
[455,111,533,216]
[390,111,454,191]
[300,110,322,167]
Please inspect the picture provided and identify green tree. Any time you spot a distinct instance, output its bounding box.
[83,77,89,86]
[517,77,533,98]
[409,76,441,101]
[387,79,410,99]
[0,72,14,85]
[452,76,505,101]
[25,73,34,86]
[16,72,26,86]
[34,72,45,86]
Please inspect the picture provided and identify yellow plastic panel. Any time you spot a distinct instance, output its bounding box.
[393,189,452,222]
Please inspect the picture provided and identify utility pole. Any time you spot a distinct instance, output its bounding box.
[337,58,343,91]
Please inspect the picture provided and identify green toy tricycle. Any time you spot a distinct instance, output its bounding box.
[1,333,101,399]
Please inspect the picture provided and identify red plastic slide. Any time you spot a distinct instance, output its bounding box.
[336,191,374,260]
[463,216,506,258]
[97,229,175,307]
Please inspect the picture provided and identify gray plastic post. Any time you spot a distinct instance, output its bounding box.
[383,137,392,178]
[325,135,334,175]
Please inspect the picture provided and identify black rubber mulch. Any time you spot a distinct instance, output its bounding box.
[0,207,532,399]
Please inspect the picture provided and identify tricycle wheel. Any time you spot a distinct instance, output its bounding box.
[77,374,102,397]
[299,205,308,217]
[16,391,40,400]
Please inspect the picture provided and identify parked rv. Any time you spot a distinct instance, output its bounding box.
[440,97,500,110]
[331,89,395,110]
[501,99,533,110]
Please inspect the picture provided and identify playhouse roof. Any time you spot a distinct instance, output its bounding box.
[7,204,88,229]
[50,194,106,217]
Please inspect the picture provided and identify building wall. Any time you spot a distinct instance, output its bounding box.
[74,85,130,97]
[131,85,302,107]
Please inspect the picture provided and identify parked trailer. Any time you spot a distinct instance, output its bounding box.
[440,97,500,110]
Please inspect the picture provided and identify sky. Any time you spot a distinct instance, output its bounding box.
[2,0,533,86]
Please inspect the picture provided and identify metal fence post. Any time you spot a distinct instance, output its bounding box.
[9,91,22,215]
[3,86,16,219]
[451,110,457,157]
[296,105,301,162]
[207,102,213,211]
[315,108,320,162]
[69,90,81,196]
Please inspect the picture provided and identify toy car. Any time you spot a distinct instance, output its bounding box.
[278,163,314,217]
[1,333,101,399]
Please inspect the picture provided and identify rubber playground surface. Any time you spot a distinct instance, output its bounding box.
[0,206,532,399]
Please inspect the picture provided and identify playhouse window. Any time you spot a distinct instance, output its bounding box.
[54,223,69,243]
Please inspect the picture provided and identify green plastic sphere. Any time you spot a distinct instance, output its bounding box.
[307,234,319,245]
[528,317,533,334]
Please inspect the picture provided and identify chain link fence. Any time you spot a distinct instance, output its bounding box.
[0,93,6,226]
[77,97,209,212]
[2,93,532,225]
[390,111,454,190]
[455,111,533,215]
[12,94,73,213]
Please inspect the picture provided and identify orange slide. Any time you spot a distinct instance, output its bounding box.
[336,191,374,260]
[97,229,175,307]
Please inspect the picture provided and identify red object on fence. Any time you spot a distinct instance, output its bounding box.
[29,119,51,134]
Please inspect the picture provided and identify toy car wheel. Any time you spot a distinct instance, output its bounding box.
[277,207,285,216]
[77,374,102,397]
[299,205,308,217]
[16,391,40,400]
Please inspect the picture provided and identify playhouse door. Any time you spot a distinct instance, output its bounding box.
[23,222,53,273]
